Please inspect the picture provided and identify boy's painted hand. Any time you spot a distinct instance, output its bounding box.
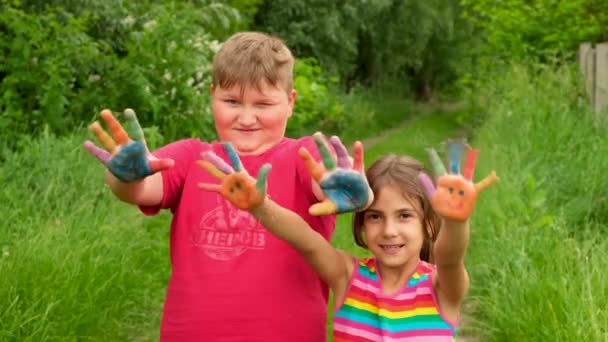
[419,140,499,222]
[197,143,271,210]
[298,132,374,216]
[83,109,174,182]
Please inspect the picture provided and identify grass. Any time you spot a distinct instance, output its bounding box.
[3,62,606,341]
[0,131,169,341]
[464,63,608,341]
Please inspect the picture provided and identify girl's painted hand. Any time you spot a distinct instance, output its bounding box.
[83,109,174,182]
[298,132,374,216]
[197,143,271,210]
[419,140,499,222]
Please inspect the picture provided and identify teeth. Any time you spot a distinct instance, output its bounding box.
[381,245,402,250]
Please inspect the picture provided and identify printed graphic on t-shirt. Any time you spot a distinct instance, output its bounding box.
[192,197,266,261]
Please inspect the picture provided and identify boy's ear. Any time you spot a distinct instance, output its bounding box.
[209,84,215,96]
[287,89,297,117]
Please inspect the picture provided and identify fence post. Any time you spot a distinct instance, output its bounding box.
[579,43,595,107]
[595,43,608,122]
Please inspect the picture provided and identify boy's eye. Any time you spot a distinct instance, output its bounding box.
[224,99,239,105]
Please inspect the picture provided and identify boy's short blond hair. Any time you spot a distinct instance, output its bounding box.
[212,32,294,93]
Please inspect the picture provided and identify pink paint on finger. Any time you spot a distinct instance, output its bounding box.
[463,149,479,181]
[329,136,351,169]
[197,182,222,193]
[418,173,436,198]
[84,140,111,164]
[203,151,234,174]
[353,141,364,172]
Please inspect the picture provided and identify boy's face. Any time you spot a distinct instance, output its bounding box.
[211,80,296,155]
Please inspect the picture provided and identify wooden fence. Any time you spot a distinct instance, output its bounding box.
[579,42,608,120]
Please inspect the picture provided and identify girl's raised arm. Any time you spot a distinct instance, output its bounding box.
[419,141,498,307]
[197,140,369,297]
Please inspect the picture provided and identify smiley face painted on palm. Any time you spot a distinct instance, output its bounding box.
[432,175,478,221]
[418,140,499,222]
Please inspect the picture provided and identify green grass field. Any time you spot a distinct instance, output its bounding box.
[1,63,607,341]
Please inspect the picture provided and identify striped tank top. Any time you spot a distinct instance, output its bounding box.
[333,258,457,341]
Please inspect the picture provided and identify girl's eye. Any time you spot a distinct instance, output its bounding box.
[399,213,412,220]
[365,214,380,221]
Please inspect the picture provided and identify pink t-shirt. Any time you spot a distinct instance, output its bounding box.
[141,137,336,341]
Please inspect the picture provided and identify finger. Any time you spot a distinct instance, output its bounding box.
[447,140,466,175]
[418,172,437,198]
[352,141,364,172]
[197,182,222,193]
[100,109,130,145]
[329,136,351,169]
[463,149,479,181]
[149,158,174,173]
[309,200,338,216]
[298,147,324,181]
[223,143,243,172]
[124,108,145,143]
[427,148,447,176]
[256,163,272,196]
[89,121,118,154]
[203,151,234,174]
[475,171,500,192]
[313,132,336,170]
[196,160,226,180]
[83,140,111,164]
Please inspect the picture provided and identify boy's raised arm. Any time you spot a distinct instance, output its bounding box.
[84,109,174,206]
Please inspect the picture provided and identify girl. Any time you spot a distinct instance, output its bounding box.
[198,134,498,341]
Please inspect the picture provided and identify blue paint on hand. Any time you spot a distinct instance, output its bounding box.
[107,141,153,182]
[320,171,370,213]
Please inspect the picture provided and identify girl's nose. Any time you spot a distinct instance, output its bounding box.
[381,222,398,238]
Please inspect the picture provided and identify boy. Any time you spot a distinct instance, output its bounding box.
[85,32,336,341]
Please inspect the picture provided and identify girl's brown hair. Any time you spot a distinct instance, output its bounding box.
[352,154,441,262]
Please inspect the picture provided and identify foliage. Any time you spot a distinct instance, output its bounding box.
[0,0,240,158]
[287,58,344,137]
[461,0,608,61]
[254,0,475,98]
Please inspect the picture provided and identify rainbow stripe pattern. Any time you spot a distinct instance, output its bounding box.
[333,258,457,341]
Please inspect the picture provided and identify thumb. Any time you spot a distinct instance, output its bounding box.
[149,158,175,173]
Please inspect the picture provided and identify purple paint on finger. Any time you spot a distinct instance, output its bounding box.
[418,173,436,198]
[203,151,234,174]
[84,140,111,164]
[329,136,351,169]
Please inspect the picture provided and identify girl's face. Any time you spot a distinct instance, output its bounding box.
[363,185,425,270]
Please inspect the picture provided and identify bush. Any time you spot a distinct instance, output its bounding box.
[461,0,608,61]
[0,1,241,158]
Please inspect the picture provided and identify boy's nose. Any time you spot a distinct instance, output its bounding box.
[237,108,257,125]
